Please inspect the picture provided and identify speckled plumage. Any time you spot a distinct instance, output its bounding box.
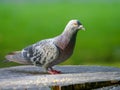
[5,20,85,74]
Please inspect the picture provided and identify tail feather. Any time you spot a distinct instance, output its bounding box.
[3,59,11,63]
[5,51,31,65]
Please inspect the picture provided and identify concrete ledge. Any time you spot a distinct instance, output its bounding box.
[0,65,120,90]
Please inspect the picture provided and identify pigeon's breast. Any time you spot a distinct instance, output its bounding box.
[59,40,75,61]
[49,38,76,67]
[48,32,77,67]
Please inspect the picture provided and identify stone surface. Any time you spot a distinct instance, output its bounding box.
[0,65,120,90]
[94,85,120,90]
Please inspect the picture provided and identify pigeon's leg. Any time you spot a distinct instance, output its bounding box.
[48,67,61,74]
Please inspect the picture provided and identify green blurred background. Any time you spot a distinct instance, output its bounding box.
[0,0,120,68]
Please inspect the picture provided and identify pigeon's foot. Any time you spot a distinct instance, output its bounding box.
[48,70,61,74]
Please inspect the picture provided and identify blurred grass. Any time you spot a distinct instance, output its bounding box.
[0,1,120,68]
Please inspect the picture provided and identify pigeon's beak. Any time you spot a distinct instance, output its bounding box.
[78,25,85,31]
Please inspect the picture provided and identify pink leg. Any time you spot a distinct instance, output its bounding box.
[48,67,61,74]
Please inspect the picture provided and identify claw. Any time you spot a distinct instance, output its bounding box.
[48,70,61,74]
[47,67,61,74]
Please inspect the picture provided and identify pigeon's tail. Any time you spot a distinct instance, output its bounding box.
[3,59,11,63]
[5,51,31,65]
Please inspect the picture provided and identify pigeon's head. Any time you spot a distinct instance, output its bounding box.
[65,20,85,32]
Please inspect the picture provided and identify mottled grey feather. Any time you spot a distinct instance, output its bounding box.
[5,51,31,64]
[21,39,60,69]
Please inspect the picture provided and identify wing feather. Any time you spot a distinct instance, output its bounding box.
[21,39,60,67]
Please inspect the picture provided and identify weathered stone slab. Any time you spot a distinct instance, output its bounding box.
[0,65,120,90]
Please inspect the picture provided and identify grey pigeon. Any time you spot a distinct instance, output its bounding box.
[5,20,85,74]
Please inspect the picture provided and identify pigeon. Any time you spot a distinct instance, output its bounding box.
[5,20,85,74]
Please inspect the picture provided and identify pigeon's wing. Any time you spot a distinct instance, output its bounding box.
[21,39,60,67]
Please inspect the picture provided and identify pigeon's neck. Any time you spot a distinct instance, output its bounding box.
[55,29,78,50]
[62,29,78,41]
